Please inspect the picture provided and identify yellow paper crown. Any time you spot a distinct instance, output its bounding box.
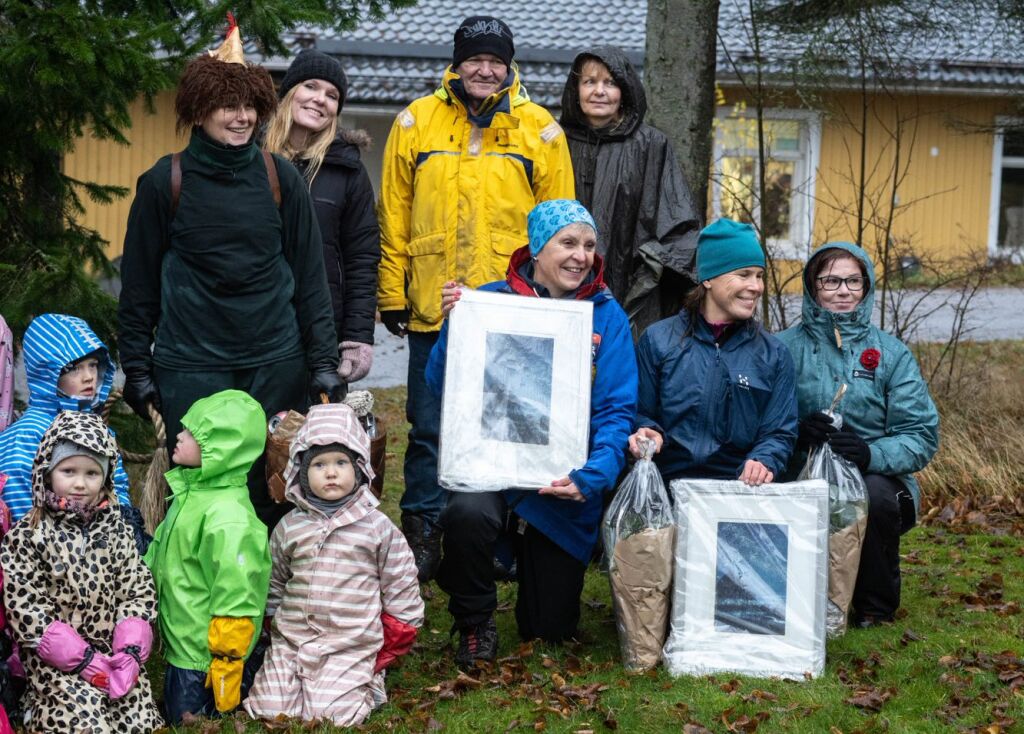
[209,12,245,65]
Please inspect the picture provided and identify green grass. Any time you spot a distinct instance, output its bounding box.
[117,387,1024,734]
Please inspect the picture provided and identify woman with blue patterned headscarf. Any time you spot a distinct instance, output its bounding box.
[423,199,638,670]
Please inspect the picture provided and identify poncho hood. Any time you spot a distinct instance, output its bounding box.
[560,46,646,141]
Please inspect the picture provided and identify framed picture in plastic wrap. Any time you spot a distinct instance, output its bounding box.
[438,289,593,492]
[663,479,829,680]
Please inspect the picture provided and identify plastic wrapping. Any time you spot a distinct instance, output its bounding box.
[663,479,829,680]
[798,412,869,638]
[438,289,592,491]
[602,439,674,671]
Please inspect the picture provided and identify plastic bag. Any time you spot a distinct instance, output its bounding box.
[601,438,674,672]
[798,410,869,638]
[664,479,829,680]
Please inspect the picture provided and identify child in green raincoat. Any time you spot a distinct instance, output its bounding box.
[144,389,271,724]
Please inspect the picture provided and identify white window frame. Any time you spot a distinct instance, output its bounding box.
[988,116,1024,264]
[711,108,822,261]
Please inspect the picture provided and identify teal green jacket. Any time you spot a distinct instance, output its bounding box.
[144,389,271,671]
[776,242,939,514]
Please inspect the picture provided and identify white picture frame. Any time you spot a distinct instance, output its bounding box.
[663,479,829,680]
[438,289,593,492]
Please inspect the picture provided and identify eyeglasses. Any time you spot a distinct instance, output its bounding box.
[816,275,865,291]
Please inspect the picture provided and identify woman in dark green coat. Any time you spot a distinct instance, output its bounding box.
[118,24,344,529]
[777,242,939,628]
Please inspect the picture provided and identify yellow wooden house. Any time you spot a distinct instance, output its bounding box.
[67,1,1024,267]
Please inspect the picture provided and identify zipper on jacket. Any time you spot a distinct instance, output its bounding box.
[696,342,723,464]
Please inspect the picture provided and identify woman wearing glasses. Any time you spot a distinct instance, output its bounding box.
[777,242,939,628]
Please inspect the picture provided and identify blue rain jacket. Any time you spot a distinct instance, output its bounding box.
[0,314,131,520]
[635,311,798,482]
[776,242,939,513]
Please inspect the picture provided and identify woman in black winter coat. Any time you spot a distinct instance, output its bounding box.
[560,46,701,338]
[264,50,382,382]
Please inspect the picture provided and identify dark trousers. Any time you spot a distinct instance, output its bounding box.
[852,473,916,622]
[401,331,447,524]
[162,645,265,725]
[154,355,308,530]
[437,492,586,643]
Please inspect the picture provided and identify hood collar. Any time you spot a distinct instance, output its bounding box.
[505,246,609,301]
[799,241,875,346]
[31,411,119,521]
[439,64,525,128]
[560,46,645,141]
[283,403,375,512]
[23,314,114,415]
[168,389,266,490]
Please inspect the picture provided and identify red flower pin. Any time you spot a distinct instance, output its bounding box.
[860,348,881,370]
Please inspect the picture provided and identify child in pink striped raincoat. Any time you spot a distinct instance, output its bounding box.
[244,403,423,726]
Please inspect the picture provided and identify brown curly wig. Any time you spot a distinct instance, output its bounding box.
[175,55,278,134]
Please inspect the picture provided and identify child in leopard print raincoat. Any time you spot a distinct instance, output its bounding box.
[0,411,162,733]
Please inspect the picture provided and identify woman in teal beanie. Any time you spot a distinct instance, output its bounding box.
[627,218,798,485]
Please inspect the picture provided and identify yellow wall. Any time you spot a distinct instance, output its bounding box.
[73,86,1004,265]
[814,92,999,263]
[63,90,184,260]
[720,88,1003,265]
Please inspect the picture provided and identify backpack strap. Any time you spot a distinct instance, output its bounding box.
[170,152,182,219]
[262,149,281,207]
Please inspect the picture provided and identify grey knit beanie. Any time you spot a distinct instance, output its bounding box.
[47,440,109,483]
[279,49,348,110]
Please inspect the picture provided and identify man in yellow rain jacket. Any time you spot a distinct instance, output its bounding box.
[377,15,574,581]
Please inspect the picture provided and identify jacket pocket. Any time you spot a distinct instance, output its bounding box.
[490,230,523,281]
[407,232,446,325]
[724,369,772,450]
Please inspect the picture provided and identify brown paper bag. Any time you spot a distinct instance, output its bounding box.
[609,526,675,671]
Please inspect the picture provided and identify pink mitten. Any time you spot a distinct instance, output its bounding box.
[338,341,374,382]
[107,652,140,699]
[37,620,111,690]
[107,617,152,699]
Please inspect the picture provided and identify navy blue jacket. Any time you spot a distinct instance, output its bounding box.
[636,310,798,482]
[426,248,638,563]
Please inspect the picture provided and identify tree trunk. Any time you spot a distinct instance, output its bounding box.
[644,0,721,218]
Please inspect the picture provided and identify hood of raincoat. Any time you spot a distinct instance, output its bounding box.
[800,241,875,346]
[283,403,374,512]
[168,389,267,490]
[32,411,119,517]
[23,313,114,414]
[438,63,529,128]
[560,46,646,142]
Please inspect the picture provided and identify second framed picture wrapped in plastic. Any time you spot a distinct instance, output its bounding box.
[438,289,593,492]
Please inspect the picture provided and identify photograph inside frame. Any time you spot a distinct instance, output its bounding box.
[664,479,829,680]
[438,290,592,492]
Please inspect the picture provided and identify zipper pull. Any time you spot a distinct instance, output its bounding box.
[715,343,721,362]
[833,325,842,350]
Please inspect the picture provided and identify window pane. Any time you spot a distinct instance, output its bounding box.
[998,167,1024,248]
[1004,130,1024,159]
[763,160,795,240]
[719,117,801,155]
[720,156,757,225]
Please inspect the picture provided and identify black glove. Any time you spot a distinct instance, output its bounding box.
[310,369,347,404]
[122,367,160,421]
[797,411,837,449]
[380,309,410,337]
[828,430,871,472]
